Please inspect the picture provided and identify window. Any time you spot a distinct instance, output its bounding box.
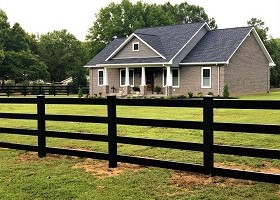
[120,69,134,86]
[98,69,104,86]
[163,68,179,88]
[201,67,211,88]
[132,42,139,51]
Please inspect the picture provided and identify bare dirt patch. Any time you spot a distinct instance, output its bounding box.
[171,171,253,189]
[16,151,64,163]
[73,158,142,178]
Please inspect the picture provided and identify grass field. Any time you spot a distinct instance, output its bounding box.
[0,91,279,199]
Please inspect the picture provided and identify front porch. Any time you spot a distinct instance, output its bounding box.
[99,66,175,97]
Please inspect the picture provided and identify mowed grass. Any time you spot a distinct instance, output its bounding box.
[0,91,279,199]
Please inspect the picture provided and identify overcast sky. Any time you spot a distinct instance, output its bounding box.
[0,0,279,41]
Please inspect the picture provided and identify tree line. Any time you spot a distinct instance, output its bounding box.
[0,0,279,88]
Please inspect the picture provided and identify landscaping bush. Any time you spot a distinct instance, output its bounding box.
[223,85,230,98]
[78,87,83,98]
[187,92,193,98]
[197,92,203,97]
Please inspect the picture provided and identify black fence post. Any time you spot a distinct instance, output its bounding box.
[37,95,46,158]
[23,86,27,96]
[53,85,56,96]
[6,86,9,97]
[203,96,214,175]
[66,86,70,96]
[107,95,117,168]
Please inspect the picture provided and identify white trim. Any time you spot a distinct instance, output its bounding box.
[132,42,139,51]
[97,69,104,86]
[201,67,211,89]
[120,69,134,87]
[169,22,209,64]
[162,68,180,88]
[111,56,161,60]
[96,62,169,67]
[106,33,166,61]
[180,61,228,66]
[251,28,275,67]
[226,27,275,67]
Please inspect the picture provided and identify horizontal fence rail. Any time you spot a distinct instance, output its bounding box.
[0,85,89,97]
[0,95,279,184]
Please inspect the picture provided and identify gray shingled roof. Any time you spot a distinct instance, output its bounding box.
[182,27,252,63]
[135,33,166,57]
[86,37,126,66]
[134,22,205,60]
[85,22,205,66]
[85,23,253,67]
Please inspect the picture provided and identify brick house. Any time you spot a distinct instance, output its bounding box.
[85,22,275,97]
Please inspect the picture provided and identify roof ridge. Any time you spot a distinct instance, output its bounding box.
[135,32,159,37]
[214,26,252,31]
[135,22,205,31]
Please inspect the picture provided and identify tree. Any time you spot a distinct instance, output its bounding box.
[38,30,88,82]
[161,2,217,29]
[0,9,10,52]
[86,0,217,57]
[0,51,50,83]
[247,18,269,43]
[0,9,47,85]
[266,38,280,87]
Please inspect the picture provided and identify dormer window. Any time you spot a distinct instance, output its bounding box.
[132,42,139,51]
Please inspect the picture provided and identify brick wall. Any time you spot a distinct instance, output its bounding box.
[225,34,270,96]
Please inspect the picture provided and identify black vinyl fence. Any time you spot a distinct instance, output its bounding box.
[0,85,89,96]
[0,96,279,184]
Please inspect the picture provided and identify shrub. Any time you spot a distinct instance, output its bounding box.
[132,86,140,92]
[223,85,230,98]
[197,92,203,97]
[207,91,214,96]
[78,87,83,98]
[153,86,161,94]
[187,92,193,98]
[19,81,29,96]
[5,81,14,95]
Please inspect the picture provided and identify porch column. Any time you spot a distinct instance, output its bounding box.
[165,66,172,96]
[123,67,131,95]
[103,67,109,95]
[140,67,147,96]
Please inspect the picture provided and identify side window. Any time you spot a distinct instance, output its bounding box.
[98,69,104,86]
[201,67,211,88]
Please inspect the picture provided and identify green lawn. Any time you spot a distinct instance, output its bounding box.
[0,91,279,199]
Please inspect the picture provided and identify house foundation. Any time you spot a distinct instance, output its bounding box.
[165,86,172,96]
[123,85,131,95]
[102,85,109,95]
[140,85,147,96]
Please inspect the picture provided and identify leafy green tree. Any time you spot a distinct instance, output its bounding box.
[5,23,30,51]
[86,0,217,57]
[38,30,88,82]
[0,51,50,83]
[247,18,269,43]
[161,2,217,28]
[0,9,10,49]
[266,38,280,87]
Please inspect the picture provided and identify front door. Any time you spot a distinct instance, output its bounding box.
[146,71,154,92]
